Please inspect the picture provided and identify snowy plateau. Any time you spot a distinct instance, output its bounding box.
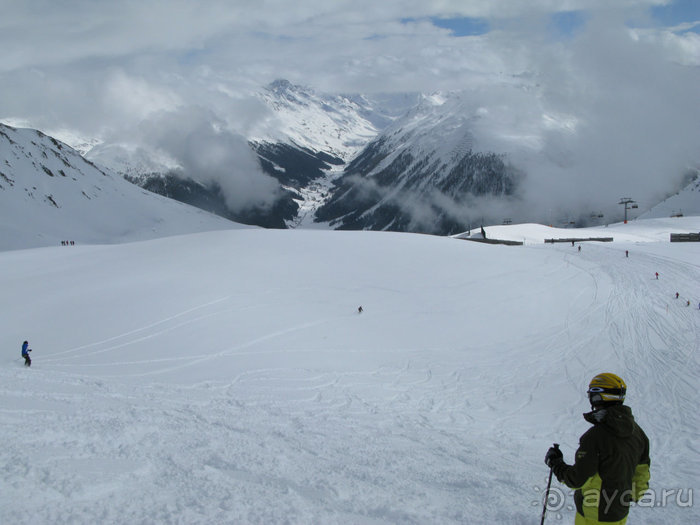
[1,123,700,524]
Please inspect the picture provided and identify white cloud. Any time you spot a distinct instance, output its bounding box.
[138,106,281,212]
[103,69,182,121]
[0,0,697,221]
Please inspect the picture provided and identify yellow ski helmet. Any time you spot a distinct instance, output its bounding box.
[587,373,626,407]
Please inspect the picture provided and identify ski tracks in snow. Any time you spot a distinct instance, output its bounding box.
[572,244,700,500]
[43,296,232,362]
[3,234,699,524]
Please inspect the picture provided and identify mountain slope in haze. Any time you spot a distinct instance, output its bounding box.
[0,124,242,251]
[638,171,700,219]
[125,169,301,230]
[247,81,418,227]
[314,92,522,234]
[82,80,419,230]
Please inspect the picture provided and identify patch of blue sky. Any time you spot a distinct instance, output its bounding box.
[413,2,698,40]
[401,17,491,36]
[651,0,700,33]
[426,13,586,39]
[428,17,490,37]
[178,47,210,66]
[548,10,588,39]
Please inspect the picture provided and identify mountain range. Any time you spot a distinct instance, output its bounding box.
[77,81,536,233]
[3,79,698,237]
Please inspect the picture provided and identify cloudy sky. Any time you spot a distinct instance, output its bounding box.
[1,0,699,218]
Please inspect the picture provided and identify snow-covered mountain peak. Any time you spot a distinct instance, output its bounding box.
[251,79,401,161]
[265,78,318,105]
[377,91,479,160]
[421,91,449,107]
[267,78,297,93]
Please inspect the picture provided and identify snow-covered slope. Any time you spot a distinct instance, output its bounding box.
[639,174,700,219]
[1,218,698,524]
[0,124,243,250]
[455,215,700,245]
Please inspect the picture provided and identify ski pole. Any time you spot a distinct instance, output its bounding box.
[541,443,560,525]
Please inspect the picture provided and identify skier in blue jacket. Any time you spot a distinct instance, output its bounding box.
[21,341,32,367]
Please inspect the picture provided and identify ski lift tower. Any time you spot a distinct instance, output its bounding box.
[618,198,637,224]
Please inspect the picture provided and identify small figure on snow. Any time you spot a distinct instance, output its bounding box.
[655,272,659,280]
[21,340,32,367]
[687,300,691,307]
[578,245,581,252]
[358,306,363,314]
[676,292,680,299]
[625,250,629,258]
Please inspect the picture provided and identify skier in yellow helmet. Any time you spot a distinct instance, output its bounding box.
[544,373,650,524]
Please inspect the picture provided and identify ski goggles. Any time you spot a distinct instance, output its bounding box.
[587,386,625,403]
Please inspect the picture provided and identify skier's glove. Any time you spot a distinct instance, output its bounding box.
[544,446,563,468]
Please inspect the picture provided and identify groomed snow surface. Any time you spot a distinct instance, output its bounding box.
[1,219,699,524]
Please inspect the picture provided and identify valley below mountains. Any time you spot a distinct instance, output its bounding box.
[86,80,528,234]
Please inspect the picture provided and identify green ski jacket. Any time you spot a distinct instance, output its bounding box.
[552,404,650,523]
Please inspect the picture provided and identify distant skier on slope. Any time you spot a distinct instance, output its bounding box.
[21,340,32,367]
[544,373,650,525]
